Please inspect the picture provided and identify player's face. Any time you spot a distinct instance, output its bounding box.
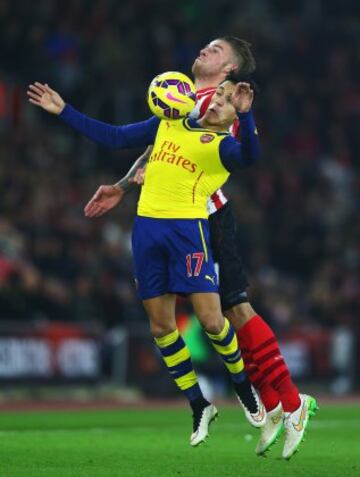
[192,40,236,78]
[203,81,237,128]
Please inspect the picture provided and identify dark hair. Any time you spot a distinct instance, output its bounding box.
[224,70,259,97]
[218,36,256,74]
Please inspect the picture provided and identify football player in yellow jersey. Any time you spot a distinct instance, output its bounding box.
[28,75,268,446]
[78,37,317,459]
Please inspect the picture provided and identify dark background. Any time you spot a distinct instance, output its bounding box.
[0,0,358,393]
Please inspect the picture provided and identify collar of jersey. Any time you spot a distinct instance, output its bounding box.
[183,117,229,136]
[196,87,216,98]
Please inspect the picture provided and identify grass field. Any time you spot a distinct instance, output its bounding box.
[0,403,359,477]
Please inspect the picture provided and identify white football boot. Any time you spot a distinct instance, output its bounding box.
[190,403,218,446]
[237,386,267,428]
[282,394,318,460]
[255,401,284,455]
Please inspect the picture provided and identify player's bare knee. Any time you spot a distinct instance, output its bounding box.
[199,313,225,335]
[149,320,176,338]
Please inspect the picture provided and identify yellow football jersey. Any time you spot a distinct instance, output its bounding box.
[137,118,230,219]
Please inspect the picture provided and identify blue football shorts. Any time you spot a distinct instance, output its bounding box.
[132,216,219,300]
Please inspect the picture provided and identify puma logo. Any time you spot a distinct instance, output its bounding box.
[205,275,216,285]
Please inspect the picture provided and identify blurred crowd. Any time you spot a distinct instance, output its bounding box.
[0,0,358,335]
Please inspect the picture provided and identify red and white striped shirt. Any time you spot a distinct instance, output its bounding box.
[192,87,240,215]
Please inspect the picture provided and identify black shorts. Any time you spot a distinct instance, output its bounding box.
[208,202,249,311]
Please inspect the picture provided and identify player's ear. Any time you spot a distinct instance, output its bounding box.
[223,63,235,75]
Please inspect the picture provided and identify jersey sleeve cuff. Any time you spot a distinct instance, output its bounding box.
[236,110,253,121]
[59,104,75,121]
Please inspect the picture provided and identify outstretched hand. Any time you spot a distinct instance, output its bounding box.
[232,82,254,113]
[84,184,125,218]
[27,82,65,115]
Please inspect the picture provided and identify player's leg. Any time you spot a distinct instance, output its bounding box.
[132,217,216,446]
[167,218,265,428]
[225,303,300,413]
[225,303,319,459]
[209,203,315,455]
[224,303,283,412]
[144,293,204,404]
[221,259,318,458]
[143,293,218,446]
[209,203,283,412]
[143,294,209,403]
[190,292,265,428]
[225,303,287,454]
[218,256,318,459]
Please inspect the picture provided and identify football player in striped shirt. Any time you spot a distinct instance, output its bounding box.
[191,37,317,459]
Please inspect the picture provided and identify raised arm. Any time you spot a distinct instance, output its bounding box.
[220,83,260,170]
[220,111,260,170]
[27,82,159,149]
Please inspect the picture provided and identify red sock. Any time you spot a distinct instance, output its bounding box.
[238,335,280,412]
[237,315,301,412]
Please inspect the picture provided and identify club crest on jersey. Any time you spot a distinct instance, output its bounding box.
[200,133,215,144]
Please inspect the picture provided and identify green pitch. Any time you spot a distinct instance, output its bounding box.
[0,403,359,477]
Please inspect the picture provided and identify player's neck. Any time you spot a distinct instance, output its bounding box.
[198,118,229,133]
[194,74,226,91]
